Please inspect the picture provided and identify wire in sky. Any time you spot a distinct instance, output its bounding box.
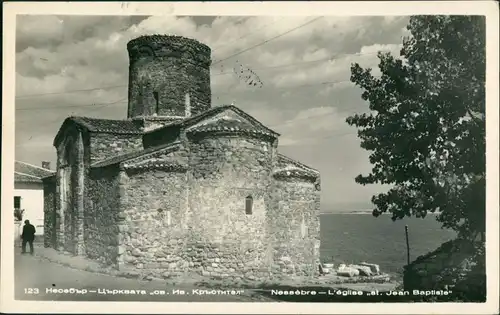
[213,78,357,99]
[15,50,385,100]
[15,84,128,99]
[212,16,324,66]
[17,98,128,111]
[17,18,321,100]
[16,77,363,112]
[16,78,359,112]
[210,17,286,52]
[15,97,128,143]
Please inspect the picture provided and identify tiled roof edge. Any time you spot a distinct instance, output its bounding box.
[15,172,43,183]
[143,105,281,137]
[277,153,320,174]
[272,169,319,181]
[120,144,183,167]
[91,141,182,169]
[122,162,188,171]
[15,171,42,179]
[187,126,277,138]
[15,161,55,175]
[54,116,144,147]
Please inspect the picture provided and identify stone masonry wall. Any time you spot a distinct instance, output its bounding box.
[89,133,143,164]
[404,239,485,301]
[127,35,211,118]
[85,167,120,266]
[268,177,321,277]
[119,168,189,279]
[186,134,274,281]
[43,177,56,248]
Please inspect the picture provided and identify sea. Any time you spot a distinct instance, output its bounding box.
[320,212,457,275]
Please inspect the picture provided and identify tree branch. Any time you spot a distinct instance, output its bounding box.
[466,106,485,126]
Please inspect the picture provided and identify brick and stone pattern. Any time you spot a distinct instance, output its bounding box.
[89,133,143,164]
[85,166,121,266]
[42,176,56,248]
[127,35,211,119]
[44,131,321,280]
[42,34,322,282]
[118,168,189,277]
[186,134,275,281]
[268,178,321,277]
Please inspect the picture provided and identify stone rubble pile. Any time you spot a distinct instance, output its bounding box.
[321,262,381,278]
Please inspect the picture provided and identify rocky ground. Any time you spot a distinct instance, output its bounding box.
[15,243,402,302]
[14,244,265,302]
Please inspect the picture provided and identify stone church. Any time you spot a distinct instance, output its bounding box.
[43,35,321,280]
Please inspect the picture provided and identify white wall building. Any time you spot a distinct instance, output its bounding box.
[14,161,54,236]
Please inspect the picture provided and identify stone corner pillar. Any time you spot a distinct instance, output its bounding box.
[115,167,129,270]
[55,145,65,252]
[74,131,85,256]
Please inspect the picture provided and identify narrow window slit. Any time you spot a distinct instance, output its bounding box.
[153,91,159,115]
[245,195,253,215]
[185,92,191,117]
[300,215,307,238]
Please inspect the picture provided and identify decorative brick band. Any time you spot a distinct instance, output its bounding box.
[127,34,211,67]
[186,128,278,140]
[272,169,319,182]
[122,162,188,172]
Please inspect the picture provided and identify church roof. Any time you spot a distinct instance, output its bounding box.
[54,105,280,147]
[54,116,143,146]
[272,154,320,180]
[15,172,43,183]
[91,141,183,169]
[15,161,55,180]
[70,117,143,133]
[186,114,276,137]
[144,105,280,138]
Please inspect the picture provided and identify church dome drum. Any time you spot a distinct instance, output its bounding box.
[127,35,212,119]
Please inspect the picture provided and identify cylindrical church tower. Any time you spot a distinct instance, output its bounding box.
[126,35,212,119]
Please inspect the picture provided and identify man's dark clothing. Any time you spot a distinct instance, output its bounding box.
[21,223,36,254]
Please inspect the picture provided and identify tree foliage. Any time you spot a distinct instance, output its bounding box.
[346,16,486,238]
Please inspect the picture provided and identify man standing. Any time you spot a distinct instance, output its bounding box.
[21,220,36,255]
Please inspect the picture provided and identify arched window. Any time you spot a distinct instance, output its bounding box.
[245,195,253,215]
[138,45,154,58]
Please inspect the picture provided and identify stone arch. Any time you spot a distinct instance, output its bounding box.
[137,45,155,59]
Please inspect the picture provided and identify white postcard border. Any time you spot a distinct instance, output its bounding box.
[2,1,499,314]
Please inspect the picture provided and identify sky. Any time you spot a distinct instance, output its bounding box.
[15,15,411,212]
